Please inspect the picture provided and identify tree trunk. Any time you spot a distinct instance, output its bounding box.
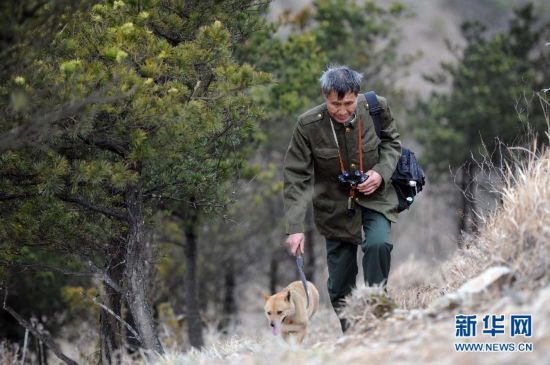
[99,297,118,364]
[183,204,204,349]
[458,168,468,248]
[99,238,125,365]
[269,252,278,295]
[458,159,477,247]
[218,257,236,334]
[37,338,47,365]
[305,205,316,282]
[124,185,163,355]
[469,163,479,234]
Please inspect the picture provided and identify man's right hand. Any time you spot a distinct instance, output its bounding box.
[286,233,305,257]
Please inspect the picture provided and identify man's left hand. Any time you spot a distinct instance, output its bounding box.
[357,170,382,195]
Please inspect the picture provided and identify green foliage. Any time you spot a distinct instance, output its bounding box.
[413,3,549,175]
[61,286,99,321]
[1,0,271,344]
[3,0,271,212]
[0,1,95,80]
[313,0,406,74]
[1,0,412,346]
[246,0,408,115]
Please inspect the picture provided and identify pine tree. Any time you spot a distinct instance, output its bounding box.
[1,0,270,358]
[412,3,549,238]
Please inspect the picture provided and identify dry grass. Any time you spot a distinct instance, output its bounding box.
[386,139,550,312]
[340,285,396,334]
[475,146,550,289]
[0,341,20,365]
[387,257,447,309]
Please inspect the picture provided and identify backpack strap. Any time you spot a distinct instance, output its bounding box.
[364,91,382,138]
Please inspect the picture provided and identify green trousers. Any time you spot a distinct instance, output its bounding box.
[325,207,393,331]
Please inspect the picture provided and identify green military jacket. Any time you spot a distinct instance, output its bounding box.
[283,93,401,244]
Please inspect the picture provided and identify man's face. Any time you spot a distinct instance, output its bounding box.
[325,91,358,124]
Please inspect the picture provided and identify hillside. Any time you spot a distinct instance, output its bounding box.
[149,134,550,364]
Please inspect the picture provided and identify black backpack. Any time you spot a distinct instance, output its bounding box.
[365,91,426,212]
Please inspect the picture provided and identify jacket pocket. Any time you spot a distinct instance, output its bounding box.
[312,198,336,214]
[314,147,340,177]
[362,143,379,171]
[312,199,336,236]
[315,147,339,159]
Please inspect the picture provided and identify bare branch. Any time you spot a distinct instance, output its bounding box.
[0,260,94,277]
[81,258,126,295]
[0,259,126,295]
[87,294,143,344]
[2,290,79,365]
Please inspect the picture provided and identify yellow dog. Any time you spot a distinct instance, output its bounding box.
[262,281,319,344]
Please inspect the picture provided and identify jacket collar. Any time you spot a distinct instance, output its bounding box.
[329,114,357,129]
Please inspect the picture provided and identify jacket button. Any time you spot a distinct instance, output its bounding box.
[350,163,356,169]
[345,127,351,133]
[317,113,322,118]
[355,197,360,202]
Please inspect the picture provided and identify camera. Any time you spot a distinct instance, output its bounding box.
[337,170,369,192]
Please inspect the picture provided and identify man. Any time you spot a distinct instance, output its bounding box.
[283,65,401,332]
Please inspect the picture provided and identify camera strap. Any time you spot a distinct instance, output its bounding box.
[329,117,364,176]
[329,117,364,216]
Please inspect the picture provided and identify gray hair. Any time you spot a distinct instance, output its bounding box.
[319,65,363,98]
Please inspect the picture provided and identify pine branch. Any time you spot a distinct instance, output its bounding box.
[57,195,127,221]
[18,1,49,24]
[149,24,181,46]
[0,85,138,152]
[77,135,126,158]
[0,193,39,201]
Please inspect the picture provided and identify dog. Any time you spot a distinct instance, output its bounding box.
[262,280,319,344]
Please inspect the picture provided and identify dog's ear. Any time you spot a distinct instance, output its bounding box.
[286,290,291,302]
[261,292,270,301]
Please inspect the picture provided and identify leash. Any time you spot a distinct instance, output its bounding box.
[295,254,310,308]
